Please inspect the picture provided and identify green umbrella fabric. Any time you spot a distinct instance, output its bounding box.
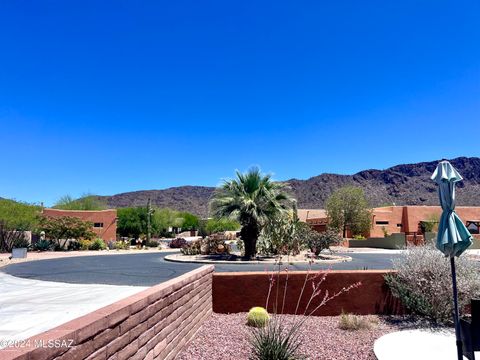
[431,161,473,257]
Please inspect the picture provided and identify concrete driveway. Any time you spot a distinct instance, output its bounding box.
[0,272,146,348]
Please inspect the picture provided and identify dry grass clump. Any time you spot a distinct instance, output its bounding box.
[338,312,378,331]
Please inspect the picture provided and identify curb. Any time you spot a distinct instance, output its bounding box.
[164,253,352,265]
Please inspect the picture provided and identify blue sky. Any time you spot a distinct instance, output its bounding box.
[0,0,479,206]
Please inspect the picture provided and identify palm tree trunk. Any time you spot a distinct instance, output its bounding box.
[241,222,260,259]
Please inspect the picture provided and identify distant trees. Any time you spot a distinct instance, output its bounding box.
[325,186,371,238]
[117,207,148,239]
[54,194,107,211]
[0,199,41,252]
[116,207,200,238]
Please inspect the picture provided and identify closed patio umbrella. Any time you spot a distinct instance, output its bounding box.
[431,160,473,360]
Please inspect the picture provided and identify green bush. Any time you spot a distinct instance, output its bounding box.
[247,307,270,328]
[89,238,106,250]
[353,234,366,240]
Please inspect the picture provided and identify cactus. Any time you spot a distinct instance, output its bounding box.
[247,307,270,327]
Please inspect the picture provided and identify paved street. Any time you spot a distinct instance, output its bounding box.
[1,251,402,286]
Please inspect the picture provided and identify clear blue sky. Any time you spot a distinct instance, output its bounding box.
[1,0,479,206]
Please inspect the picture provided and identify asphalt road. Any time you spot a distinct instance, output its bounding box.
[1,251,402,286]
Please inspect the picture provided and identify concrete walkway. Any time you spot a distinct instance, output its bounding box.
[374,329,478,360]
[0,272,147,348]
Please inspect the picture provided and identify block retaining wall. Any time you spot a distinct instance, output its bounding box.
[213,270,404,316]
[0,265,214,360]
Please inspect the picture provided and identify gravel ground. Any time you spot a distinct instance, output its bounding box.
[177,313,442,360]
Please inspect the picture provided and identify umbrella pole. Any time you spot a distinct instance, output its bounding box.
[451,256,463,360]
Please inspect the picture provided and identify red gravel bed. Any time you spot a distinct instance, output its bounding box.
[177,313,429,360]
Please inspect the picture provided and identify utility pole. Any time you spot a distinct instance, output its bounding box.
[147,198,152,243]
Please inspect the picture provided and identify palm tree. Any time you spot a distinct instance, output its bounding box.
[210,168,295,259]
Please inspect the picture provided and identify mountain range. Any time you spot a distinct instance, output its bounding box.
[96,157,480,217]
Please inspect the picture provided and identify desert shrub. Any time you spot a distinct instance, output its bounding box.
[353,234,366,240]
[260,213,305,256]
[381,226,389,237]
[385,244,480,324]
[247,307,270,328]
[33,239,53,251]
[89,238,106,250]
[115,240,130,250]
[305,228,341,256]
[67,240,81,251]
[79,239,93,250]
[338,312,376,331]
[145,240,159,248]
[169,238,187,249]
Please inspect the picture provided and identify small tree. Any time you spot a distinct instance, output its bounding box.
[301,226,342,256]
[325,186,371,238]
[117,207,149,238]
[178,212,199,231]
[40,216,96,250]
[152,208,184,236]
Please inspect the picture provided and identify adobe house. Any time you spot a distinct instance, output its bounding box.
[42,208,117,241]
[302,206,480,240]
[297,209,328,232]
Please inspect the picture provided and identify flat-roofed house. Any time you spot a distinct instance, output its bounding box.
[299,206,480,240]
[42,208,117,241]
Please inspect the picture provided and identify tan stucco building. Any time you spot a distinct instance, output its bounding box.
[42,208,117,241]
[302,205,480,240]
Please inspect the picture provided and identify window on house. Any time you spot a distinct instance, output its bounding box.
[93,223,104,228]
[375,221,389,226]
[397,224,403,227]
[467,222,479,234]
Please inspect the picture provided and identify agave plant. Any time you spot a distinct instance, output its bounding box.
[250,317,305,360]
[210,167,295,259]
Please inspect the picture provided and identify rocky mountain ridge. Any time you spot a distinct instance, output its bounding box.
[96,157,480,217]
